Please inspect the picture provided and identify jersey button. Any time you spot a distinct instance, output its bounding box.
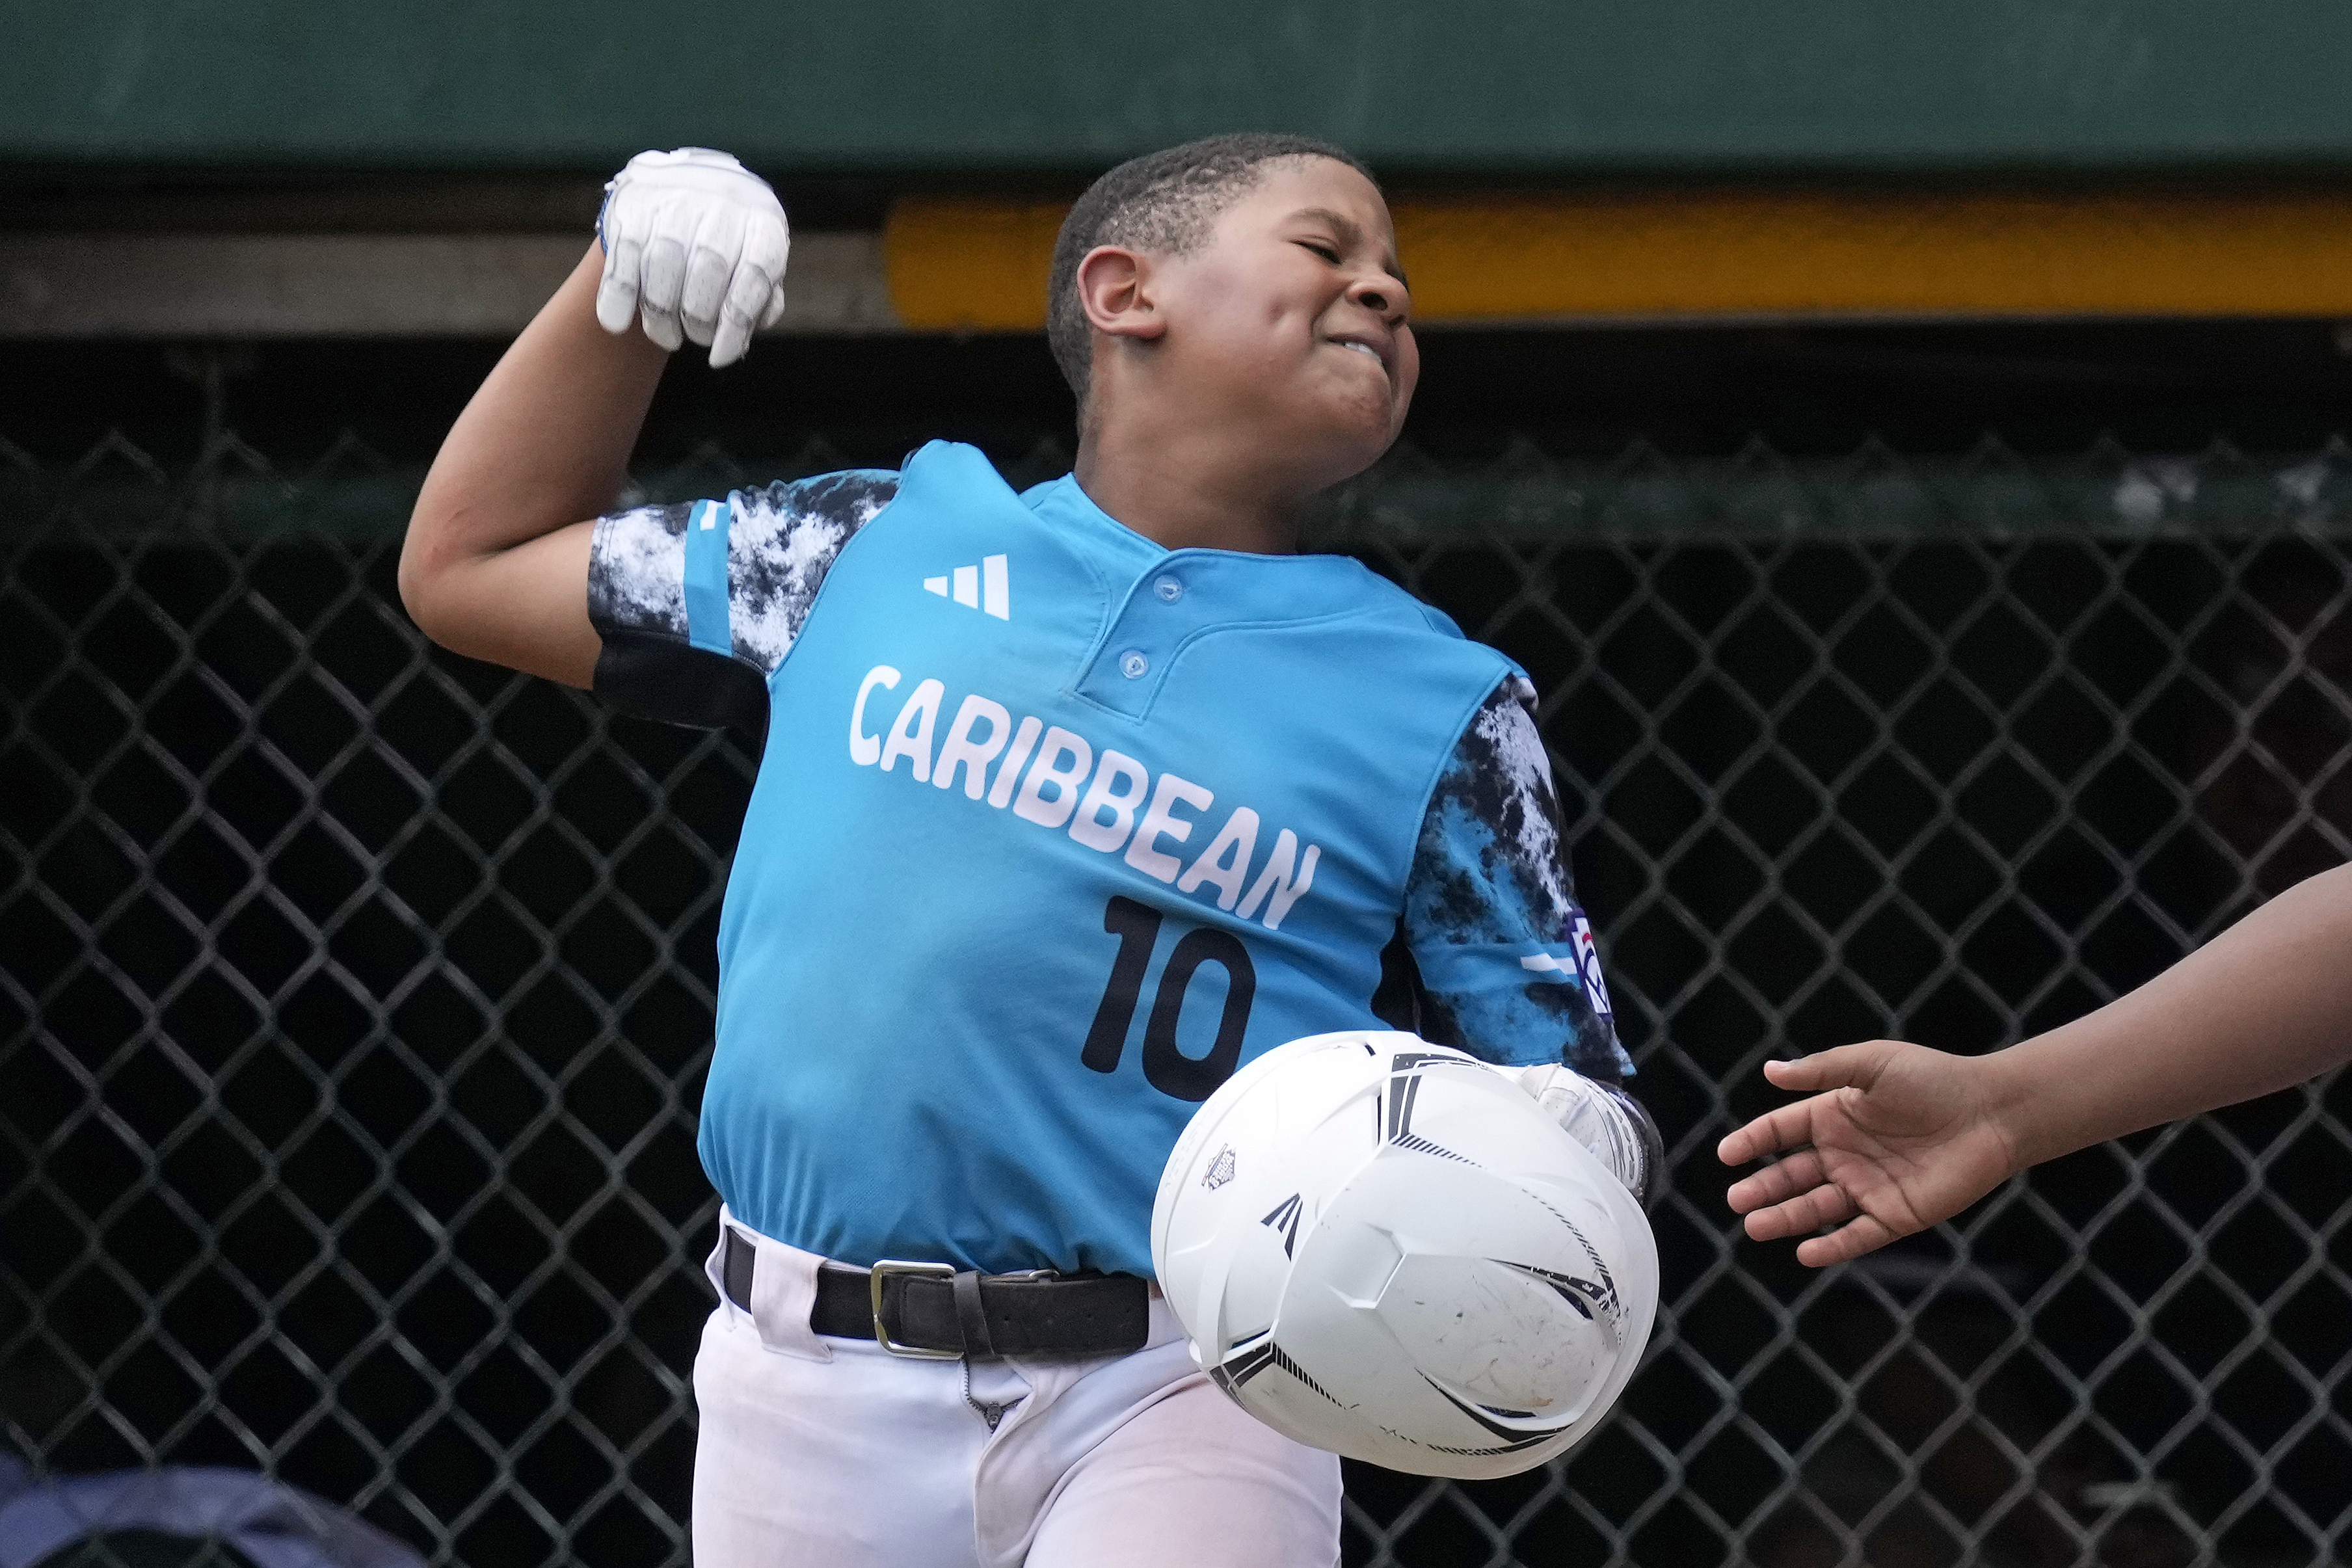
[1119,650,1149,679]
[1153,574,1184,603]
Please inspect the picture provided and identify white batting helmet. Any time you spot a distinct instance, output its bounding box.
[1151,1031,1659,1479]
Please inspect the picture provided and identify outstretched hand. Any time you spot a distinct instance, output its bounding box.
[1717,1040,2022,1266]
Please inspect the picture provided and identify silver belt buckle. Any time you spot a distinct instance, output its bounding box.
[868,1259,959,1359]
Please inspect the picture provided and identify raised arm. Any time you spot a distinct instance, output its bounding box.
[1720,861,2352,1265]
[399,149,788,685]
[399,246,663,685]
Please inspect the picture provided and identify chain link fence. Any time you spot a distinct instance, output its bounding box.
[4,425,2349,1568]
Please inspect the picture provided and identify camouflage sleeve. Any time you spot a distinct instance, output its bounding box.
[586,470,900,739]
[1396,676,1633,1080]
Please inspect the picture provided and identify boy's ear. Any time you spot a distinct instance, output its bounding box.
[1075,245,1166,341]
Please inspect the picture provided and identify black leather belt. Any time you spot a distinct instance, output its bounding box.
[721,1227,1149,1359]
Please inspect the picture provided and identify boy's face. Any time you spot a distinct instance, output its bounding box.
[1148,157,1417,490]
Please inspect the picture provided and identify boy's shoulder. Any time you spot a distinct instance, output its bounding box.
[602,468,903,544]
[738,468,903,535]
[1332,564,1475,643]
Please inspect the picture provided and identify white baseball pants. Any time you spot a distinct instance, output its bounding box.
[691,1214,1342,1568]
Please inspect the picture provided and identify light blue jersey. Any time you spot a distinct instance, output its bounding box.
[587,442,1627,1276]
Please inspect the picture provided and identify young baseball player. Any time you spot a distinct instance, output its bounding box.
[1722,860,2352,1267]
[401,134,1653,1567]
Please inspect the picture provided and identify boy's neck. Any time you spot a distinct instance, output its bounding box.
[1071,421,1307,556]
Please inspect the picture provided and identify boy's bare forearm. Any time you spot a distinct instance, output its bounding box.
[1986,863,2352,1169]
[399,244,668,678]
[414,243,666,554]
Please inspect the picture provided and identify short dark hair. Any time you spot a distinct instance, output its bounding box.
[1046,133,1377,410]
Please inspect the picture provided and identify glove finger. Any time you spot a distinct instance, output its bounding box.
[639,297,686,351]
[594,213,644,336]
[709,263,777,367]
[637,222,689,350]
[708,310,755,369]
[680,206,744,349]
[740,219,792,329]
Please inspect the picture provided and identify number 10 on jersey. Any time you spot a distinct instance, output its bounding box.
[1082,896,1258,1102]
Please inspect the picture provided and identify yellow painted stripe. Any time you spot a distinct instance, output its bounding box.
[1396,190,2352,319]
[887,188,2352,330]
[885,197,1067,331]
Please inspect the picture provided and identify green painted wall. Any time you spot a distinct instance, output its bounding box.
[8,1,2352,175]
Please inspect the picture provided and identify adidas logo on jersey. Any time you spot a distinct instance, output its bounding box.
[922,555,1010,620]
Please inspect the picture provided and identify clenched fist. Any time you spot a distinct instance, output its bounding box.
[596,148,790,367]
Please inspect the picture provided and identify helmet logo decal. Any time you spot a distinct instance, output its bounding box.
[1385,1062,1477,1164]
[1216,1335,1344,1406]
[1261,1192,1304,1257]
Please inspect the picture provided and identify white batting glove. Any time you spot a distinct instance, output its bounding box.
[1514,1063,1664,1207]
[596,148,789,367]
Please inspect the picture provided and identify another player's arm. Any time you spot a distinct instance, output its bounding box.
[1720,860,2352,1266]
[400,245,664,686]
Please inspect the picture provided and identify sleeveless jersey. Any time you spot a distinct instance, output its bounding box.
[694,442,1516,1275]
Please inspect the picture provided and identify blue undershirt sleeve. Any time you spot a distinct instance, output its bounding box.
[585,470,900,737]
[1398,676,1633,1080]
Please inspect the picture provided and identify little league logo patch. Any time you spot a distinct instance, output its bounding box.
[1571,915,1613,1018]
[1203,1145,1237,1189]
